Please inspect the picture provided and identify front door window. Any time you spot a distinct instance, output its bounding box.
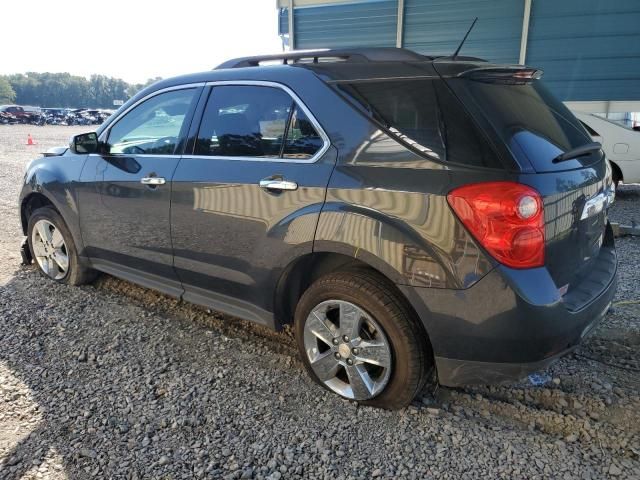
[107,89,197,155]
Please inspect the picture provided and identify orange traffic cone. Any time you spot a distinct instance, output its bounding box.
[26,134,36,146]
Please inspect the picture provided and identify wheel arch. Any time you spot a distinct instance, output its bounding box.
[274,251,434,356]
[21,192,59,235]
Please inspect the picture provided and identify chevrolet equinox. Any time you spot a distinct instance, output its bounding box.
[19,48,617,409]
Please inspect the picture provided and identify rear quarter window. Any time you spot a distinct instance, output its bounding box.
[333,79,503,169]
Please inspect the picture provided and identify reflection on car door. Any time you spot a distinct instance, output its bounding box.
[78,86,202,296]
[170,83,336,326]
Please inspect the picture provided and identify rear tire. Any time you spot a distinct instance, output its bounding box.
[294,270,431,409]
[27,206,96,285]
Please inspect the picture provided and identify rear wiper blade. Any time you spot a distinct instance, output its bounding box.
[552,142,601,163]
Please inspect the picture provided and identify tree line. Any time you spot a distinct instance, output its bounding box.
[0,73,162,108]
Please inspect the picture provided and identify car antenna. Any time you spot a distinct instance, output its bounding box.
[451,17,478,60]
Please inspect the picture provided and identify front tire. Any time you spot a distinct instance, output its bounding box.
[27,206,95,285]
[294,270,431,409]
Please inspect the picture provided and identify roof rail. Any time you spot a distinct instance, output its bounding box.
[215,47,430,69]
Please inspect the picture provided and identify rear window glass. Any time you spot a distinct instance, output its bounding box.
[579,120,600,137]
[335,79,502,168]
[449,79,595,171]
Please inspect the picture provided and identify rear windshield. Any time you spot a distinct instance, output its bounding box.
[334,79,503,169]
[447,78,596,172]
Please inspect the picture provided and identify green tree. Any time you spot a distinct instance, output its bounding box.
[4,72,163,108]
[0,77,17,104]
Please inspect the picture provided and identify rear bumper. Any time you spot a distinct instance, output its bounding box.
[399,246,617,387]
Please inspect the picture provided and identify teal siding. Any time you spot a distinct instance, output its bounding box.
[403,0,524,64]
[527,0,640,101]
[277,0,640,101]
[291,0,398,49]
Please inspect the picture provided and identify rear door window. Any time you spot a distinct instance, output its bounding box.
[282,105,324,160]
[194,85,325,160]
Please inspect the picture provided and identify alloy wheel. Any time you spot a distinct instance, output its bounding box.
[31,219,69,280]
[303,300,392,400]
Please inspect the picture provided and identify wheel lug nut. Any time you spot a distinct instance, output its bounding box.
[342,335,349,342]
[346,358,353,365]
[332,338,339,345]
[334,352,341,360]
[352,348,359,355]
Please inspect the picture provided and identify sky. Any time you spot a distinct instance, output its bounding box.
[1,0,284,84]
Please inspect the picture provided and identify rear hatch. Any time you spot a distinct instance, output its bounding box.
[439,65,614,292]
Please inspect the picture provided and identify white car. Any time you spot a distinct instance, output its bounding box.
[573,111,640,185]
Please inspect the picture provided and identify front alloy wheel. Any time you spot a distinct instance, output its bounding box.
[31,219,69,280]
[304,300,392,400]
[27,206,96,285]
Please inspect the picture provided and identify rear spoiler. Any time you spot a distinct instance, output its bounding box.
[459,67,543,84]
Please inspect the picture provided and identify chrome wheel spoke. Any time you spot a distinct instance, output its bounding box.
[47,257,56,275]
[52,251,69,271]
[41,256,50,274]
[310,351,340,382]
[32,241,47,258]
[51,229,65,248]
[36,221,52,244]
[345,364,374,399]
[306,310,336,347]
[339,302,362,340]
[355,340,391,368]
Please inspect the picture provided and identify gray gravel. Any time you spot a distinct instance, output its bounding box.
[1,125,639,479]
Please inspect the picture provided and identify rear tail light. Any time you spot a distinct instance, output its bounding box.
[447,182,545,269]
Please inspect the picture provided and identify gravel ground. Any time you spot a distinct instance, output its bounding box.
[0,125,639,479]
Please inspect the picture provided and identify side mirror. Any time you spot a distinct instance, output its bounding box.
[70,132,99,154]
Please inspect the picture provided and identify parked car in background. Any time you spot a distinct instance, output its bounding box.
[574,111,640,185]
[0,105,41,124]
[19,48,617,409]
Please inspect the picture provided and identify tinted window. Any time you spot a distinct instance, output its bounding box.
[434,82,503,169]
[448,78,595,171]
[195,86,293,157]
[336,80,444,160]
[579,120,600,137]
[108,89,196,155]
[282,106,323,159]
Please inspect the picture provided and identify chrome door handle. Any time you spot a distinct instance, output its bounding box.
[259,178,298,191]
[140,176,166,185]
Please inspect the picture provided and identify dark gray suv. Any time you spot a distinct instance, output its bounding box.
[19,48,617,409]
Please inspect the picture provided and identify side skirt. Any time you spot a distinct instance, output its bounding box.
[89,258,276,330]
